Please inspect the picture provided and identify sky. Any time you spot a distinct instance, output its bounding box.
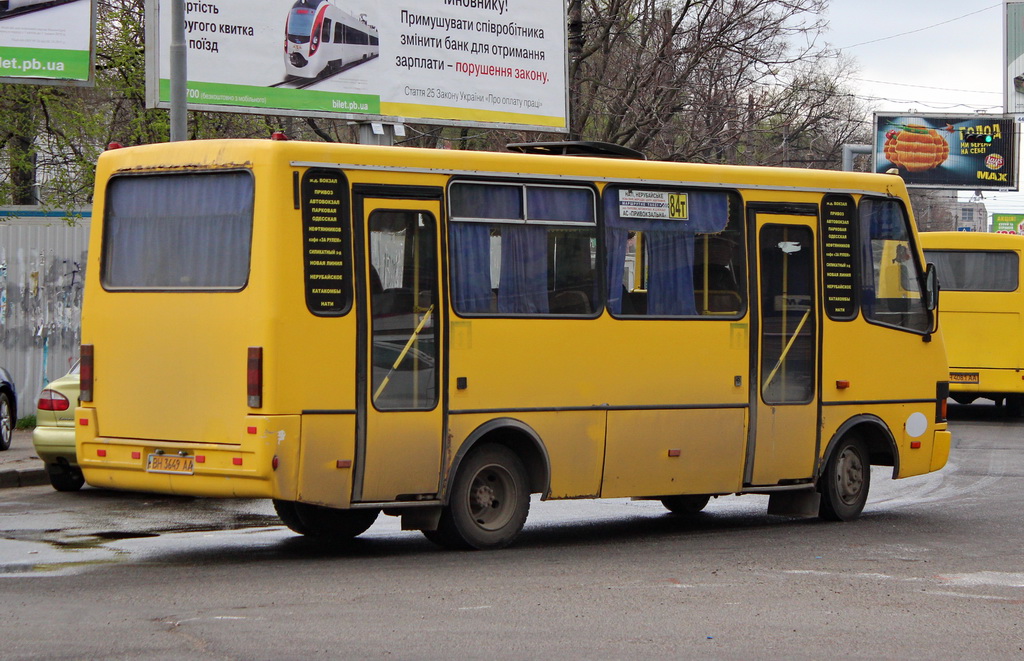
[821,1,1022,217]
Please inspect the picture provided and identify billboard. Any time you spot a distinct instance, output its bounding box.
[873,114,1017,191]
[0,0,94,85]
[992,213,1024,234]
[147,0,568,132]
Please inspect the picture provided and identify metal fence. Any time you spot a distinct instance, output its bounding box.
[0,207,91,420]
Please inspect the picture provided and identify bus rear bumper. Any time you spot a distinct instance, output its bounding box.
[75,408,300,499]
[931,429,951,472]
[948,368,1024,400]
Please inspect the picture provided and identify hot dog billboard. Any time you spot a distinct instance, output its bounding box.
[873,114,1017,191]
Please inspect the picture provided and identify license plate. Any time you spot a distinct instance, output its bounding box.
[147,454,195,475]
[949,372,980,384]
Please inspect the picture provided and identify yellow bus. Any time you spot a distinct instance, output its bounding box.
[76,138,950,549]
[921,231,1024,415]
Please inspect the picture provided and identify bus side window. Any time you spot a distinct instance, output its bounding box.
[605,188,744,318]
[449,182,598,316]
[859,198,929,333]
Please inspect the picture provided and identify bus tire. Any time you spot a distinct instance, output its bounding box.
[660,494,710,515]
[1006,396,1024,417]
[818,434,870,522]
[273,499,311,535]
[430,444,530,550]
[275,500,379,540]
[47,465,85,492]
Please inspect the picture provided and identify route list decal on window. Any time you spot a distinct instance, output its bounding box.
[618,190,688,220]
[822,194,857,319]
[301,169,349,315]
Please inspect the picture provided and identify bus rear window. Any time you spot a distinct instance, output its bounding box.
[924,250,1019,292]
[102,172,254,290]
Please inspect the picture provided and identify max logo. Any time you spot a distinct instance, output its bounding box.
[977,171,1009,182]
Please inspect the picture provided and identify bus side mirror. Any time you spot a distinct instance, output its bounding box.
[924,262,939,312]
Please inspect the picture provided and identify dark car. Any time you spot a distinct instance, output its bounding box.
[0,367,16,451]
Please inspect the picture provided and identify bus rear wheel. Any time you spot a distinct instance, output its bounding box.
[273,499,379,540]
[660,494,710,515]
[427,444,530,550]
[818,435,870,522]
[47,464,85,492]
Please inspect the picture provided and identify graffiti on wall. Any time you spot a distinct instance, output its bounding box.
[0,216,90,400]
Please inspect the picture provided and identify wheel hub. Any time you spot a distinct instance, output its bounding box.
[836,448,864,505]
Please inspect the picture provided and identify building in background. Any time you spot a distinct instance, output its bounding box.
[910,190,988,232]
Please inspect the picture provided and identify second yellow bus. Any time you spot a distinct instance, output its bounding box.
[922,231,1024,415]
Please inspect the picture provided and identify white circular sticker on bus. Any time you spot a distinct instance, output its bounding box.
[905,412,928,438]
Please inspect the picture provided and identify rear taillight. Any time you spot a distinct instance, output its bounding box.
[37,389,70,411]
[80,344,94,402]
[247,346,263,408]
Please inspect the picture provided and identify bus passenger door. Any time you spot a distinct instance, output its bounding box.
[748,215,819,486]
[354,190,445,503]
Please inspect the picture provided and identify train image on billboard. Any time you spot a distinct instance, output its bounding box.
[284,0,379,79]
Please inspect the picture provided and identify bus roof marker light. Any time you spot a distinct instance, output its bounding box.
[836,380,851,389]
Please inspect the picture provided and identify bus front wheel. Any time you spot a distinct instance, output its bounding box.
[273,499,379,540]
[818,435,870,522]
[428,444,530,550]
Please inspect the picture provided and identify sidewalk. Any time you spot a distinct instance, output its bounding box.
[0,429,49,488]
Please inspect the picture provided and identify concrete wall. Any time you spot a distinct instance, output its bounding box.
[0,207,91,419]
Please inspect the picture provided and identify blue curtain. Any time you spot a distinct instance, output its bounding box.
[604,190,729,316]
[527,186,594,222]
[498,225,550,313]
[450,223,493,312]
[104,172,254,289]
[450,183,522,219]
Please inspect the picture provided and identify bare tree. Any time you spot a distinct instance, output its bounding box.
[570,0,868,165]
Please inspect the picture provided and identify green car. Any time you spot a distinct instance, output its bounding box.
[32,362,84,491]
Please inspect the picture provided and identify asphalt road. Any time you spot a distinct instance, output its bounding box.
[1,404,1022,659]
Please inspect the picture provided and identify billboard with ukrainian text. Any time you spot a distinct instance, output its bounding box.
[873,113,1018,191]
[0,0,94,85]
[992,214,1024,234]
[146,0,568,132]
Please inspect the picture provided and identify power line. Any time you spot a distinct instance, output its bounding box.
[852,78,1001,97]
[837,3,1001,50]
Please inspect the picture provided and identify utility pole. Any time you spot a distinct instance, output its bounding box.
[169,0,187,141]
[567,0,583,140]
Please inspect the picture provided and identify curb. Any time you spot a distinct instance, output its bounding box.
[0,468,49,489]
